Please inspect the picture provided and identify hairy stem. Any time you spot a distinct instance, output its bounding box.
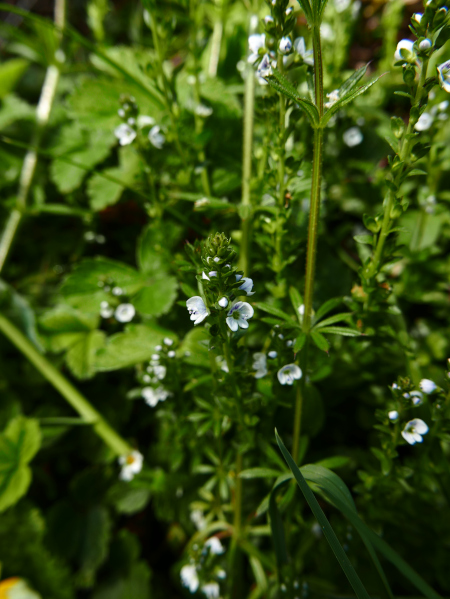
[0,314,131,456]
[0,0,66,273]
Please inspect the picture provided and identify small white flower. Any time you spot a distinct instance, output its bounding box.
[142,386,170,407]
[248,33,266,64]
[298,304,305,316]
[419,378,437,393]
[413,12,422,23]
[415,112,433,131]
[335,0,351,13]
[235,274,243,281]
[264,15,274,25]
[438,100,449,112]
[118,450,143,481]
[286,6,293,15]
[112,286,123,296]
[419,39,432,51]
[218,296,229,308]
[320,23,335,41]
[155,345,162,351]
[180,564,199,593]
[286,340,293,347]
[257,53,273,78]
[205,536,225,555]
[118,108,125,118]
[279,37,292,55]
[343,127,363,147]
[392,382,398,389]
[187,296,208,325]
[152,365,167,380]
[137,115,155,128]
[190,509,206,530]
[325,89,340,109]
[202,271,210,280]
[213,257,220,263]
[195,197,210,209]
[195,104,213,117]
[151,354,160,361]
[252,353,268,379]
[168,350,176,358]
[437,60,450,93]
[127,117,136,126]
[164,337,173,346]
[115,303,136,323]
[401,418,429,445]
[226,301,254,332]
[394,39,415,62]
[100,301,114,318]
[238,277,255,296]
[268,350,277,358]
[388,410,399,421]
[114,123,136,146]
[216,355,229,373]
[410,391,423,406]
[278,364,302,385]
[209,271,218,277]
[149,125,165,149]
[293,37,314,66]
[201,583,220,599]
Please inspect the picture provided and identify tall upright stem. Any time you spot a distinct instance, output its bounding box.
[0,314,131,456]
[302,25,324,333]
[238,15,257,275]
[0,0,66,273]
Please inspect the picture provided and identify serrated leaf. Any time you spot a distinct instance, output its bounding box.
[319,326,361,336]
[311,329,329,352]
[0,416,41,512]
[265,69,319,126]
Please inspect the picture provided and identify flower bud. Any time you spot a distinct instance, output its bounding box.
[419,38,432,51]
[402,65,416,86]
[433,6,448,27]
[218,297,229,308]
[279,37,292,55]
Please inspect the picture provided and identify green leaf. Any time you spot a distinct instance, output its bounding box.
[313,312,353,328]
[239,467,283,479]
[0,416,41,512]
[254,302,294,323]
[313,297,343,322]
[0,58,29,99]
[94,324,175,371]
[319,326,361,336]
[315,456,350,469]
[77,506,112,588]
[294,332,307,353]
[311,330,329,352]
[265,69,319,126]
[269,477,290,571]
[354,234,373,245]
[132,276,178,317]
[289,286,303,324]
[296,0,313,25]
[407,168,427,177]
[275,431,371,599]
[65,330,106,380]
[0,279,43,350]
[137,222,182,274]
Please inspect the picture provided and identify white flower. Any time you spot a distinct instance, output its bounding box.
[413,12,422,23]
[437,60,450,93]
[100,301,114,318]
[205,536,225,554]
[320,23,335,41]
[187,296,208,325]
[410,391,423,406]
[168,350,176,358]
[286,340,293,347]
[277,364,302,385]
[419,378,437,393]
[388,410,399,421]
[202,271,210,280]
[248,33,266,64]
[401,418,429,445]
[195,104,213,117]
[325,89,340,109]
[268,350,277,358]
[152,365,167,380]
[419,39,432,51]
[201,583,220,599]
[149,125,165,148]
[115,303,136,323]
[112,286,123,296]
[164,337,173,345]
[279,37,292,54]
[264,15,274,25]
[151,354,160,361]
[195,197,210,209]
[127,117,136,126]
[343,127,363,147]
[180,565,199,593]
[392,382,398,389]
[252,353,267,379]
[142,386,170,407]
[257,53,273,78]
[137,115,155,128]
[226,301,254,331]
[235,274,243,281]
[293,37,314,66]
[118,450,143,481]
[114,123,136,146]
[394,39,415,62]
[415,112,433,131]
[218,297,229,308]
[190,509,206,530]
[118,108,125,118]
[238,277,255,295]
[286,6,293,15]
[335,0,351,12]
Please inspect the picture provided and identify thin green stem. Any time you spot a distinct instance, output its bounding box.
[0,314,131,456]
[238,14,257,275]
[0,0,65,273]
[291,337,309,462]
[228,452,243,598]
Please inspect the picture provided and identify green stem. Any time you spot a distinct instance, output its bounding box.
[0,314,131,456]
[302,26,324,332]
[238,14,257,275]
[291,337,309,462]
[228,452,243,597]
[277,54,287,208]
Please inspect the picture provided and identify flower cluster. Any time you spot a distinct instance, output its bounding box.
[138,338,175,408]
[186,233,255,334]
[97,281,136,323]
[114,94,166,149]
